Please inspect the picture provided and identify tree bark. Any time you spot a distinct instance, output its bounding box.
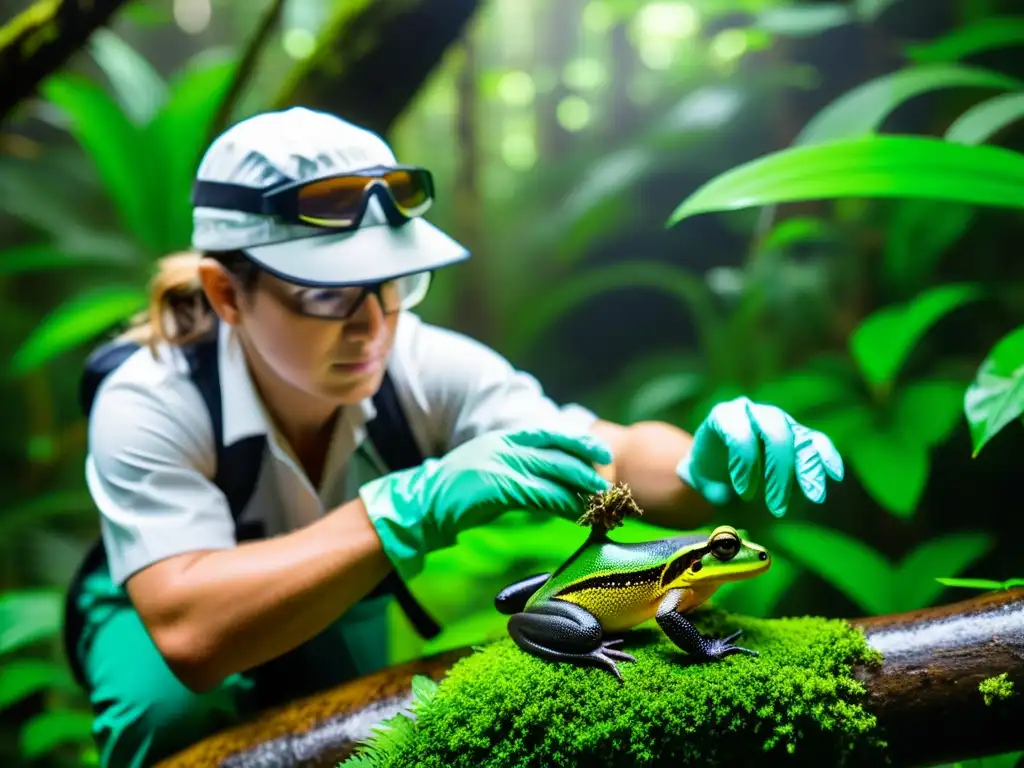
[0,0,131,125]
[156,588,1024,768]
[272,0,481,137]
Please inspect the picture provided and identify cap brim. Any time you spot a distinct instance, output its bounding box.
[242,218,470,286]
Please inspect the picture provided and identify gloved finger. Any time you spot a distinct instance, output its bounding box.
[785,415,845,497]
[519,446,612,495]
[708,398,761,500]
[509,475,595,520]
[813,430,845,482]
[788,420,829,505]
[745,402,796,517]
[505,427,614,466]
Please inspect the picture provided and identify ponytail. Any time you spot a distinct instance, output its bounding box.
[119,250,260,353]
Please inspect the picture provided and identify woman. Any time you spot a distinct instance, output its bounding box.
[66,106,844,768]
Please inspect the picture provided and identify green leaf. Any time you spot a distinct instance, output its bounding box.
[907,17,1024,63]
[883,200,974,292]
[19,710,96,759]
[794,64,1021,146]
[964,325,1024,456]
[0,590,62,656]
[148,53,238,252]
[946,92,1024,145]
[752,369,856,420]
[759,216,838,252]
[87,29,168,125]
[8,285,147,376]
[0,243,134,276]
[846,426,929,519]
[893,378,967,448]
[935,577,1008,590]
[622,370,705,423]
[849,283,982,391]
[667,136,1024,227]
[765,522,893,615]
[898,532,993,608]
[39,73,162,253]
[0,659,77,710]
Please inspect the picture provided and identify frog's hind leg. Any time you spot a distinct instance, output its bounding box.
[495,573,551,615]
[508,599,636,682]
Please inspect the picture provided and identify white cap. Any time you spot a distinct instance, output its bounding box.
[190,106,469,286]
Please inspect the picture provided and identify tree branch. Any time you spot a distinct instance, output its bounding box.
[271,0,481,136]
[0,0,131,125]
[156,589,1024,768]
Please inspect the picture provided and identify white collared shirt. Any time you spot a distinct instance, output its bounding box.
[85,312,598,587]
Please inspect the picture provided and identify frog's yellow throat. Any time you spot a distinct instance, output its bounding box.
[659,525,771,590]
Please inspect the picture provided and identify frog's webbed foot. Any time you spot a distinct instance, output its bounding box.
[507,599,635,682]
[656,590,758,662]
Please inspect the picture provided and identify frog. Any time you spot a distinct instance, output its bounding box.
[494,522,771,681]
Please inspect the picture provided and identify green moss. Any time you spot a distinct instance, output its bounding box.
[342,610,888,768]
[979,673,1015,706]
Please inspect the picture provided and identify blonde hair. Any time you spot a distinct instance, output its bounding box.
[120,250,260,353]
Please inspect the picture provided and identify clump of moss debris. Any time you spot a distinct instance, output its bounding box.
[576,482,643,534]
[342,610,887,768]
[979,673,1015,706]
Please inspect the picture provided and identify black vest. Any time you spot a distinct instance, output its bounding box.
[62,329,442,692]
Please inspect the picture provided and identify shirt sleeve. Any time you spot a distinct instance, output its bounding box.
[394,314,600,452]
[85,373,238,587]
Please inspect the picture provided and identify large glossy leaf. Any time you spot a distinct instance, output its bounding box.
[846,425,929,519]
[87,29,168,125]
[148,53,238,252]
[964,325,1024,456]
[946,92,1024,145]
[849,283,982,390]
[766,522,893,615]
[0,659,77,710]
[40,74,162,254]
[898,532,993,609]
[794,64,1021,146]
[0,590,62,656]
[8,285,147,376]
[667,136,1024,227]
[906,17,1024,63]
[752,368,857,420]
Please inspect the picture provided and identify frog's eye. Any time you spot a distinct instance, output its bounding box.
[710,532,740,561]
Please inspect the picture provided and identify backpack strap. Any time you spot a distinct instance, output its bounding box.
[363,372,443,639]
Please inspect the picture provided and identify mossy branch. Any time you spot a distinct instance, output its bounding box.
[0,0,130,125]
[271,0,481,136]
[157,588,1024,768]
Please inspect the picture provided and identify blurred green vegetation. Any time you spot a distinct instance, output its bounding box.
[2,0,1024,766]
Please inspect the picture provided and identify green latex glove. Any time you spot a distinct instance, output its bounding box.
[676,396,844,517]
[359,427,613,580]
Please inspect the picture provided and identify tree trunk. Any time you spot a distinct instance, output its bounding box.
[0,0,131,125]
[156,588,1024,768]
[272,0,481,137]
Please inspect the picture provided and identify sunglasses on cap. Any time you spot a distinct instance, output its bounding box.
[191,165,435,230]
[278,271,432,320]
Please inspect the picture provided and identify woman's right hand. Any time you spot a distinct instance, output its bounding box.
[358,427,613,580]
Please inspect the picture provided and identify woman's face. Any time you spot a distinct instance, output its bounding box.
[203,262,400,409]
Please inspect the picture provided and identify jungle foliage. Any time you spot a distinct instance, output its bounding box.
[1,0,1023,766]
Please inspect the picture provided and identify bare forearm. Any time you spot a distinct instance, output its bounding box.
[592,419,713,529]
[128,497,391,691]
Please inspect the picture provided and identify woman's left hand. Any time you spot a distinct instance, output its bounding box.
[675,396,845,517]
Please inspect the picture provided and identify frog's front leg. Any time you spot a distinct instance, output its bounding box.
[656,589,758,662]
[507,599,636,682]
